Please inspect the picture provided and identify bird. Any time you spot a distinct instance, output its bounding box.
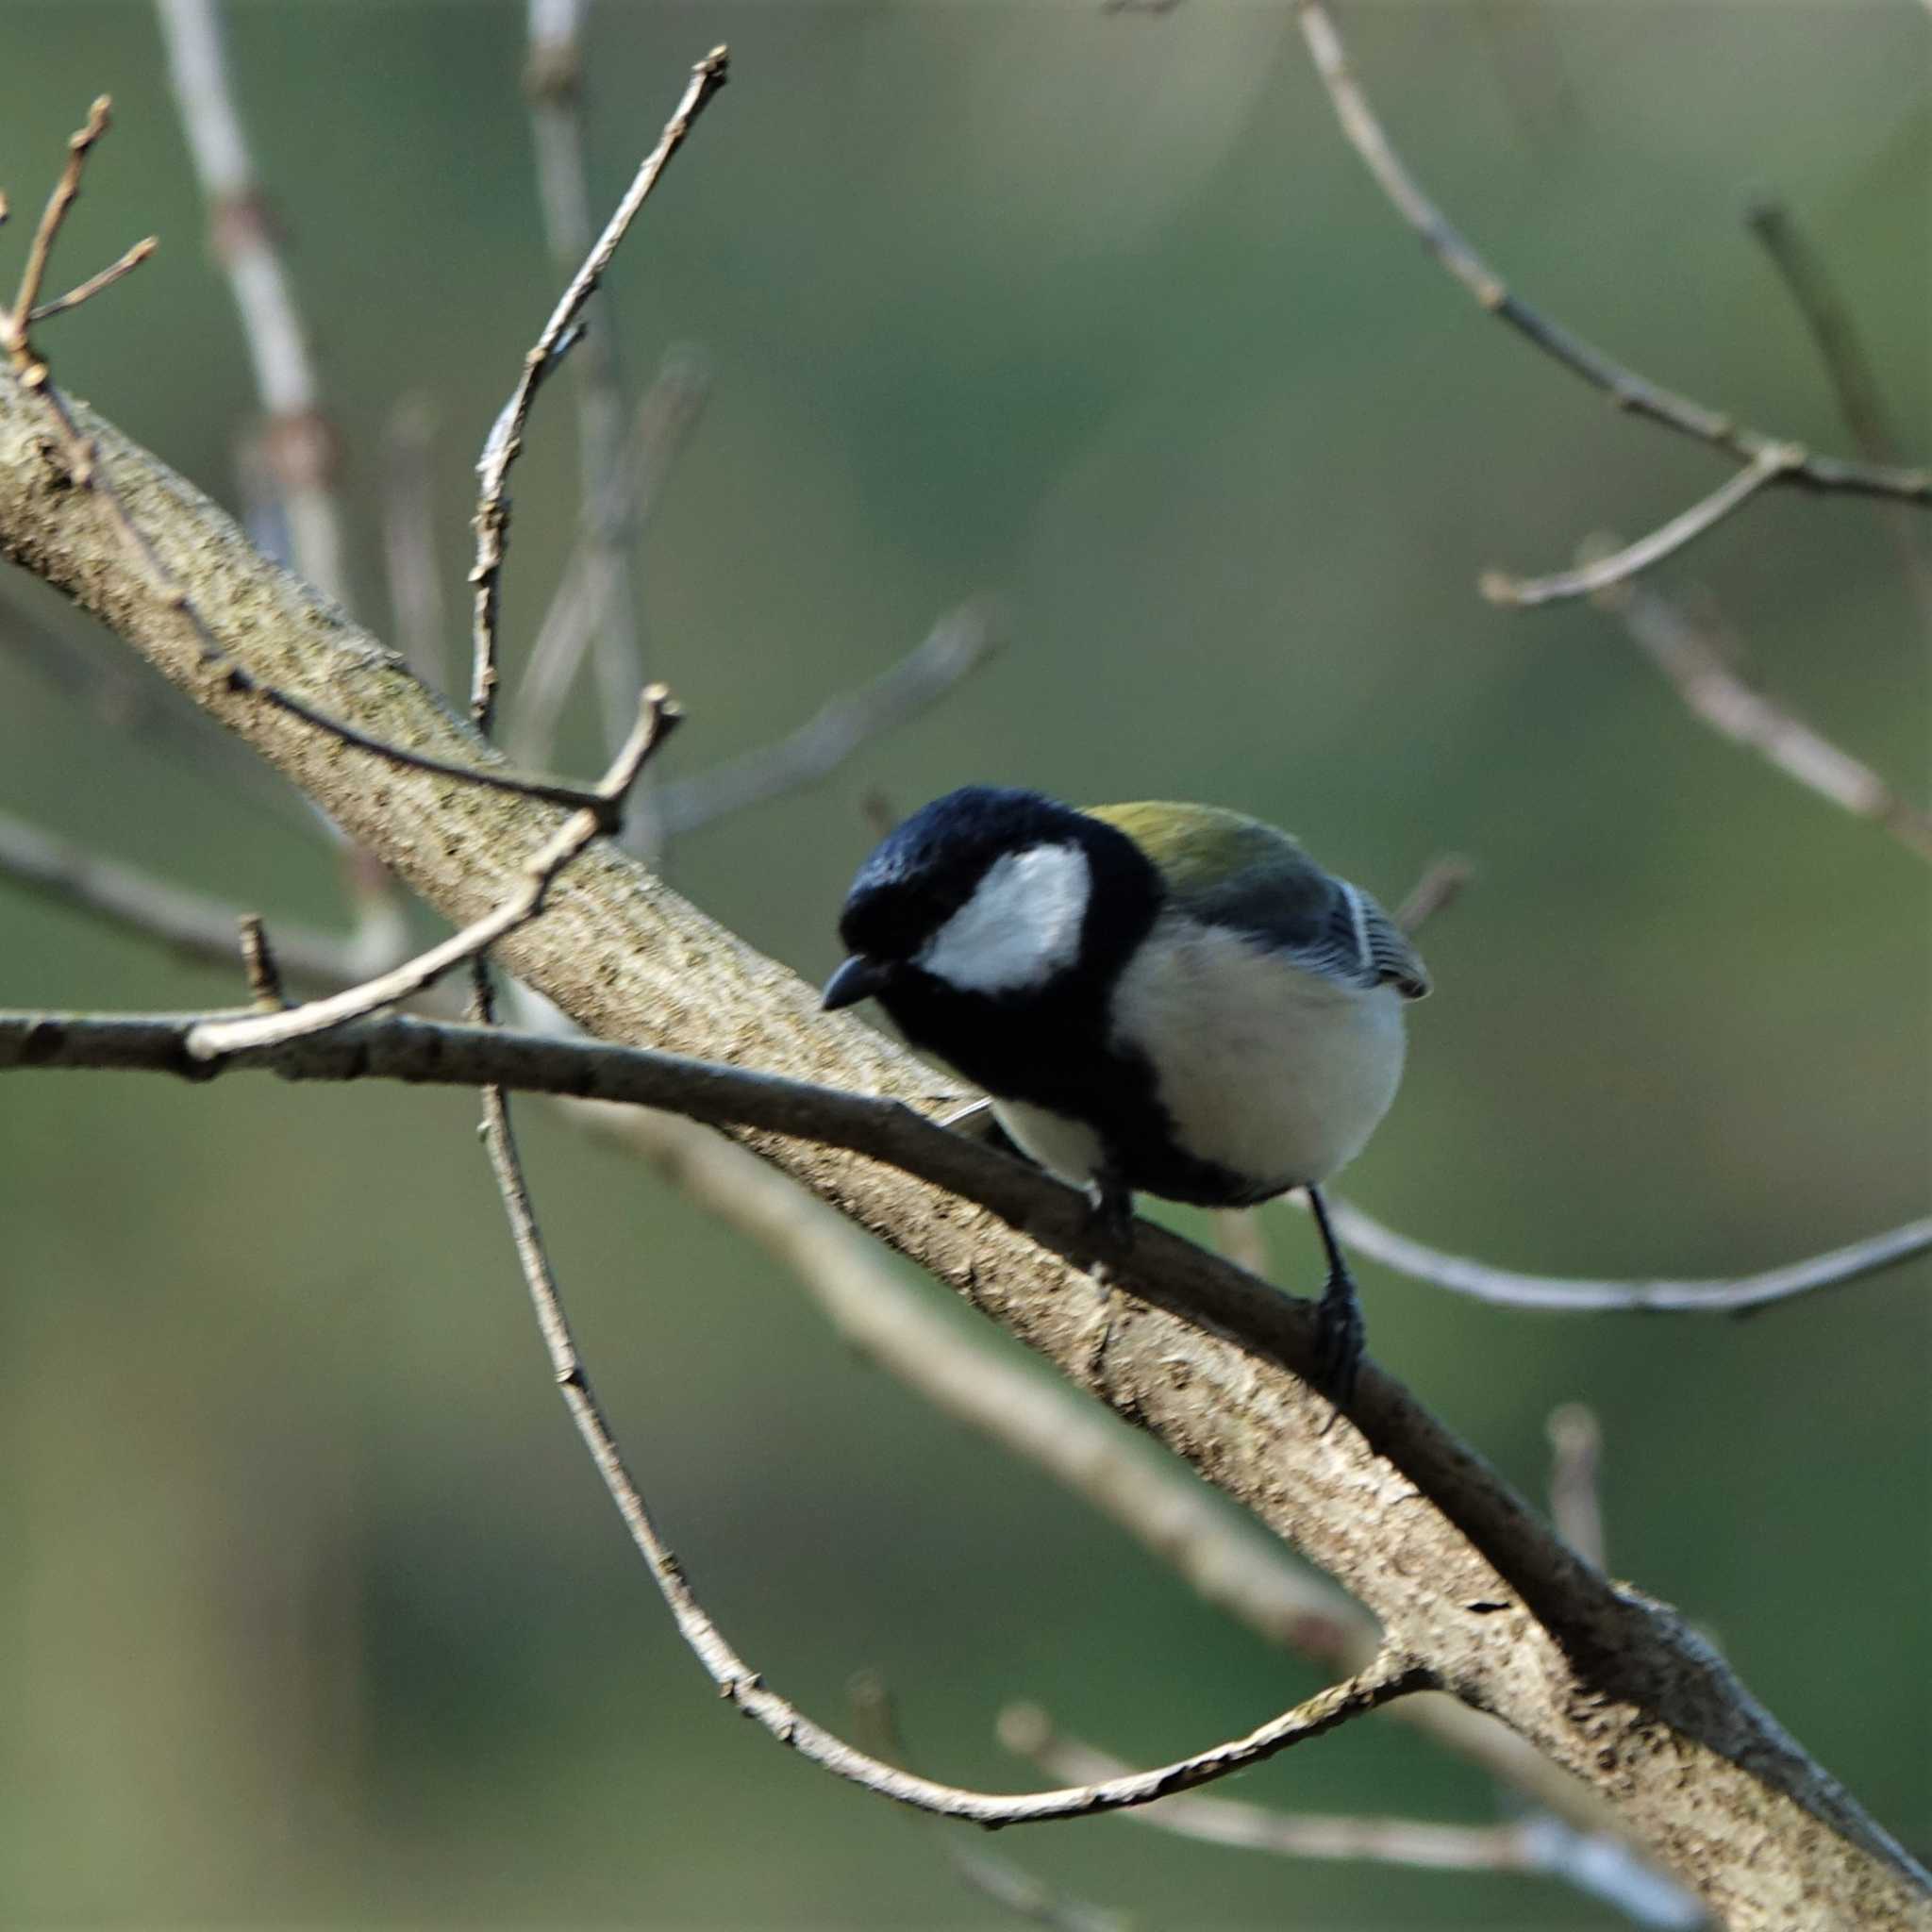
[821,785,1428,1403]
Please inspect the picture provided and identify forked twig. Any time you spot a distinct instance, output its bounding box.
[0,100,625,820]
[1001,1710,1703,1928]
[1746,193,1932,628]
[469,45,728,732]
[26,234,156,323]
[1481,445,1800,607]
[849,1673,1134,1932]
[1295,3,1930,508]
[185,687,679,1058]
[525,0,649,758]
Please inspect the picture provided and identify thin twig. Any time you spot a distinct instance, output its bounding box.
[185,687,678,1058]
[1295,2,1931,506]
[470,45,728,732]
[2,96,114,375]
[156,0,351,604]
[26,234,157,323]
[1322,1194,1932,1315]
[1480,445,1800,607]
[509,347,711,770]
[1001,1714,1704,1928]
[1591,572,1932,862]
[0,808,377,985]
[235,912,286,1010]
[1546,1403,1606,1571]
[654,601,1004,837]
[1394,852,1474,936]
[525,0,647,758]
[1745,194,1932,629]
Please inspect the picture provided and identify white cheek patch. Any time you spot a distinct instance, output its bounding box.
[918,843,1091,996]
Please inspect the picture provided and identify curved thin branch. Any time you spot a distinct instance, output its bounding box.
[1295,1,1931,505]
[485,1065,1429,1823]
[1480,445,1799,607]
[1324,1195,1932,1315]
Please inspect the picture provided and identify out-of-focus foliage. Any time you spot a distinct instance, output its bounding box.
[0,5,1924,1925]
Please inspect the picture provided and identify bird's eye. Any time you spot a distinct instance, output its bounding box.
[842,885,942,961]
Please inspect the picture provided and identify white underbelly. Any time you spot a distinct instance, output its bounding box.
[1110,916,1407,1193]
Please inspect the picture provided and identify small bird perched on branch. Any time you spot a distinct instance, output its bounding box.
[823,787,1428,1401]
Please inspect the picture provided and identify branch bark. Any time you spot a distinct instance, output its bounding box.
[0,372,1924,1929]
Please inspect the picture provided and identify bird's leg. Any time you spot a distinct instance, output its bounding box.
[1083,1170,1135,1256]
[1305,1184,1364,1411]
[1081,1170,1134,1390]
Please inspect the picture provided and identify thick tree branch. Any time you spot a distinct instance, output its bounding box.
[0,373,1925,1927]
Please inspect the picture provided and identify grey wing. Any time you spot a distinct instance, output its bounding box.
[1190,857,1431,1000]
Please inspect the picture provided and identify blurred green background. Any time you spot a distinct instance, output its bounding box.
[1,3,1926,1925]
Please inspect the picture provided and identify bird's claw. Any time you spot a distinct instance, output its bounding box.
[1312,1269,1364,1415]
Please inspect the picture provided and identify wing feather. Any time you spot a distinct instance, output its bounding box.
[1086,801,1429,999]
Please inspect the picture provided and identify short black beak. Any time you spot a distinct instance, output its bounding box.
[821,954,891,1012]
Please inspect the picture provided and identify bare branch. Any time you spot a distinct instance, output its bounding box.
[1323,1194,1932,1315]
[1393,852,1474,936]
[186,687,679,1057]
[654,601,1004,837]
[525,0,648,759]
[6,375,1928,1922]
[1591,573,1932,862]
[1001,1714,1705,1928]
[0,100,617,823]
[485,1061,1429,1822]
[848,1673,1134,1932]
[26,233,157,323]
[1480,445,1799,608]
[1547,1403,1607,1572]
[2,95,115,374]
[469,45,728,731]
[510,349,711,769]
[1294,2,1930,506]
[0,808,366,986]
[156,0,351,604]
[1745,194,1932,630]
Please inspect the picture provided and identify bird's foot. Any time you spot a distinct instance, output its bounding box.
[1312,1266,1364,1421]
[1081,1173,1135,1257]
[1081,1174,1134,1390]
